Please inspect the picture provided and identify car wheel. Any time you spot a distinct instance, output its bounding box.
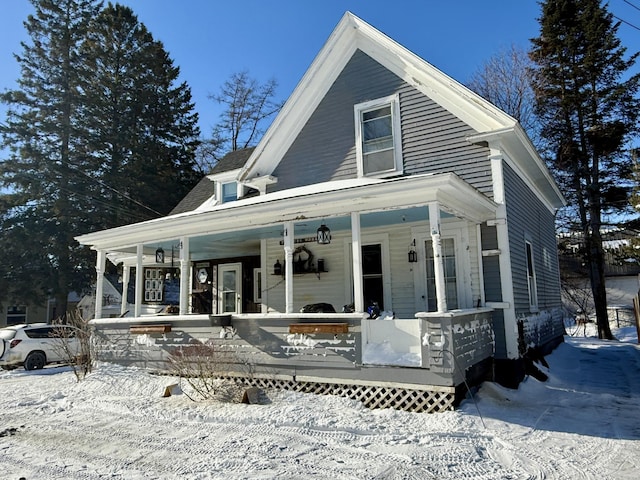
[24,351,46,371]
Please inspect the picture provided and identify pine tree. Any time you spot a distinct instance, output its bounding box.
[0,0,102,317]
[530,0,640,339]
[79,3,200,225]
[0,1,200,317]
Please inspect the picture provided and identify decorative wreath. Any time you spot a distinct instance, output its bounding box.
[293,245,314,273]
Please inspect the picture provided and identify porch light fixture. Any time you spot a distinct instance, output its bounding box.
[155,247,165,264]
[273,259,282,276]
[408,239,418,263]
[316,223,331,245]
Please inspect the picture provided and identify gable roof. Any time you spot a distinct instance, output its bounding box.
[239,12,517,183]
[170,147,255,215]
[237,12,563,211]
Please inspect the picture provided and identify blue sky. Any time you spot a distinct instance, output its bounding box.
[1,0,639,138]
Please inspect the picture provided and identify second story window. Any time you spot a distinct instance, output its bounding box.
[355,94,403,177]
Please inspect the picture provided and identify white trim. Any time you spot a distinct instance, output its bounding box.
[179,237,190,315]
[218,262,243,314]
[354,94,403,178]
[260,239,268,314]
[350,212,364,312]
[135,245,143,318]
[490,153,518,358]
[345,232,392,313]
[525,239,539,312]
[76,173,498,252]
[476,224,486,306]
[94,250,106,321]
[283,222,294,313]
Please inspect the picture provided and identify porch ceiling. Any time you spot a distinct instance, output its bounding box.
[77,172,497,254]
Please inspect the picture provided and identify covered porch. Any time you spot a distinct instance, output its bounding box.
[77,173,498,410]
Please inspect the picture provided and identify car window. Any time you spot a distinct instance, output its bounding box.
[0,329,17,340]
[25,327,54,339]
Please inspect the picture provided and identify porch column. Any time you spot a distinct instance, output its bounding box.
[284,221,294,313]
[134,244,143,317]
[351,212,364,312]
[260,238,268,314]
[94,249,106,320]
[429,203,447,313]
[120,264,130,316]
[179,237,190,315]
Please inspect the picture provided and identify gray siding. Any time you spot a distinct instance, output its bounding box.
[503,162,561,314]
[503,162,563,350]
[270,50,493,197]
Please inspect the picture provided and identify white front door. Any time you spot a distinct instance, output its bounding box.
[218,263,242,313]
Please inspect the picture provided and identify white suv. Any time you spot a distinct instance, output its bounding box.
[0,323,79,371]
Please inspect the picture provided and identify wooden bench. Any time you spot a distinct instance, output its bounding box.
[288,323,349,335]
[129,324,172,334]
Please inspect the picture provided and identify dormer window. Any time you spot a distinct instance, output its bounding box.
[355,94,403,177]
[208,170,241,205]
[221,181,238,203]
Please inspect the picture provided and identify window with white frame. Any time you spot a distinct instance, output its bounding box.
[425,238,458,311]
[525,240,538,310]
[221,181,238,203]
[354,94,403,177]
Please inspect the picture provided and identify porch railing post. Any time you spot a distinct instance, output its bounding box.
[179,237,190,315]
[429,203,447,313]
[351,212,364,312]
[284,221,294,313]
[94,249,105,320]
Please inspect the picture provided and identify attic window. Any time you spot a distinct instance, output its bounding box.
[355,94,403,177]
[221,181,238,203]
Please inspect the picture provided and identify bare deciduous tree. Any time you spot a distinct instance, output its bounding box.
[207,71,282,160]
[467,44,541,147]
[53,310,94,381]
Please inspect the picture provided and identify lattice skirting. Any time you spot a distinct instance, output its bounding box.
[221,375,456,413]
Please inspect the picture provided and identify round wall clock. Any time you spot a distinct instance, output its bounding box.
[197,267,208,283]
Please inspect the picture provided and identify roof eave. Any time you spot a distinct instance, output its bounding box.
[76,173,497,251]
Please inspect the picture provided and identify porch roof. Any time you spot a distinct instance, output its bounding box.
[76,172,497,252]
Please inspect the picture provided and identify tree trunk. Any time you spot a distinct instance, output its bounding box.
[588,229,614,340]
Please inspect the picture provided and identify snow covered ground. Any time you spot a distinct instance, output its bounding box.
[1,323,639,479]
